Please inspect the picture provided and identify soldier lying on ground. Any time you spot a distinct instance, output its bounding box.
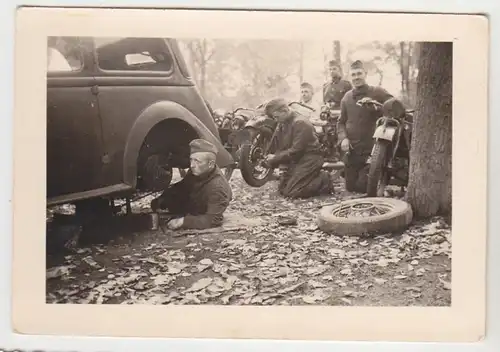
[150,139,233,230]
[262,98,338,199]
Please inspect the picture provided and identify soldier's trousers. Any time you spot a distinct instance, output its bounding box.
[343,149,370,193]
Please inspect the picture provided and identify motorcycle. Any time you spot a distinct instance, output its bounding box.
[179,107,255,181]
[235,103,278,187]
[237,101,341,188]
[317,102,342,163]
[361,97,413,197]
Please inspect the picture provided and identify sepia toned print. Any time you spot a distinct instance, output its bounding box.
[12,8,486,341]
[45,35,452,307]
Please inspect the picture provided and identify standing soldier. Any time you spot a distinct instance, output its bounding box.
[323,60,353,108]
[337,60,394,194]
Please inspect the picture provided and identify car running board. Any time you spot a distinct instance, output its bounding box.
[47,183,134,207]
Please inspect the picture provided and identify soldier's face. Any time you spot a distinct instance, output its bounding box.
[350,68,367,87]
[271,106,291,123]
[329,66,341,79]
[300,88,313,102]
[190,152,215,176]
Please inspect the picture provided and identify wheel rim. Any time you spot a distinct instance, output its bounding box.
[248,138,272,180]
[143,154,173,190]
[331,200,393,219]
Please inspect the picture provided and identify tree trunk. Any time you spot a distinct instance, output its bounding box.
[198,39,208,97]
[333,40,342,74]
[299,42,304,82]
[405,42,452,218]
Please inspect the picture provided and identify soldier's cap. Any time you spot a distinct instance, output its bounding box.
[328,60,340,68]
[264,98,289,116]
[300,82,313,90]
[350,60,364,70]
[189,139,218,155]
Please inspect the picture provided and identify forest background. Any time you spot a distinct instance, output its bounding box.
[178,39,419,112]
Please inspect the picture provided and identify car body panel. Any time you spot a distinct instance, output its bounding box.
[46,36,231,205]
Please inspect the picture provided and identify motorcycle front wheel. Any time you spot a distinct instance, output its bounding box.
[240,133,275,187]
[366,140,391,197]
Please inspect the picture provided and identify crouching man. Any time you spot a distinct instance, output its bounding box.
[263,98,336,199]
[150,139,233,230]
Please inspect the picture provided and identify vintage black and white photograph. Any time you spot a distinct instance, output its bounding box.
[45,35,452,307]
[11,7,487,341]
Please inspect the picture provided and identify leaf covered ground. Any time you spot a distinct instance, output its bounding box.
[46,170,451,306]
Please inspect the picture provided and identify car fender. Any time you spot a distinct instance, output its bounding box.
[123,101,234,186]
[373,125,397,142]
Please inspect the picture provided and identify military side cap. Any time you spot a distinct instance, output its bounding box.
[328,60,340,67]
[189,139,218,155]
[350,60,364,69]
[264,97,288,116]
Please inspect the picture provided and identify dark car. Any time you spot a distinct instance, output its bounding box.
[46,36,233,208]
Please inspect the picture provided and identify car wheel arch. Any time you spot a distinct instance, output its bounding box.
[122,101,232,188]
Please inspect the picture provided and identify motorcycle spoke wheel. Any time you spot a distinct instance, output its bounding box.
[332,201,392,218]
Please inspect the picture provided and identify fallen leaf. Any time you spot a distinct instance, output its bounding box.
[376,258,389,267]
[47,266,73,280]
[301,289,331,304]
[416,268,426,276]
[341,298,352,305]
[308,280,327,289]
[306,266,328,276]
[133,282,148,291]
[279,281,306,294]
[439,278,452,290]
[220,294,234,304]
[153,275,173,286]
[340,268,352,275]
[186,278,213,292]
[166,262,188,275]
[404,286,422,292]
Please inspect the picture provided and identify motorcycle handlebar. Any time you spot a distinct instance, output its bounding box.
[356,99,383,107]
[288,101,315,111]
[233,107,256,114]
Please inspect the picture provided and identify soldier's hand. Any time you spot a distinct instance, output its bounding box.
[151,198,159,212]
[340,138,350,152]
[263,154,275,167]
[167,217,184,230]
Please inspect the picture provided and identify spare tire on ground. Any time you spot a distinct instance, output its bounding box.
[317,197,413,236]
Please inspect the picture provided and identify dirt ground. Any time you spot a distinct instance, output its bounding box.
[46,170,451,306]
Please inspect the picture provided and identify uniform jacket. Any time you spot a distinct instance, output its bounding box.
[157,166,232,229]
[337,84,393,154]
[323,79,353,106]
[269,111,323,167]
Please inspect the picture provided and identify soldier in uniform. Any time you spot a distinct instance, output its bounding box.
[150,139,233,230]
[337,60,394,193]
[299,81,322,121]
[263,98,336,199]
[323,60,353,108]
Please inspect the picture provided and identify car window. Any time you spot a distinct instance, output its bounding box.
[47,36,85,73]
[95,37,174,72]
